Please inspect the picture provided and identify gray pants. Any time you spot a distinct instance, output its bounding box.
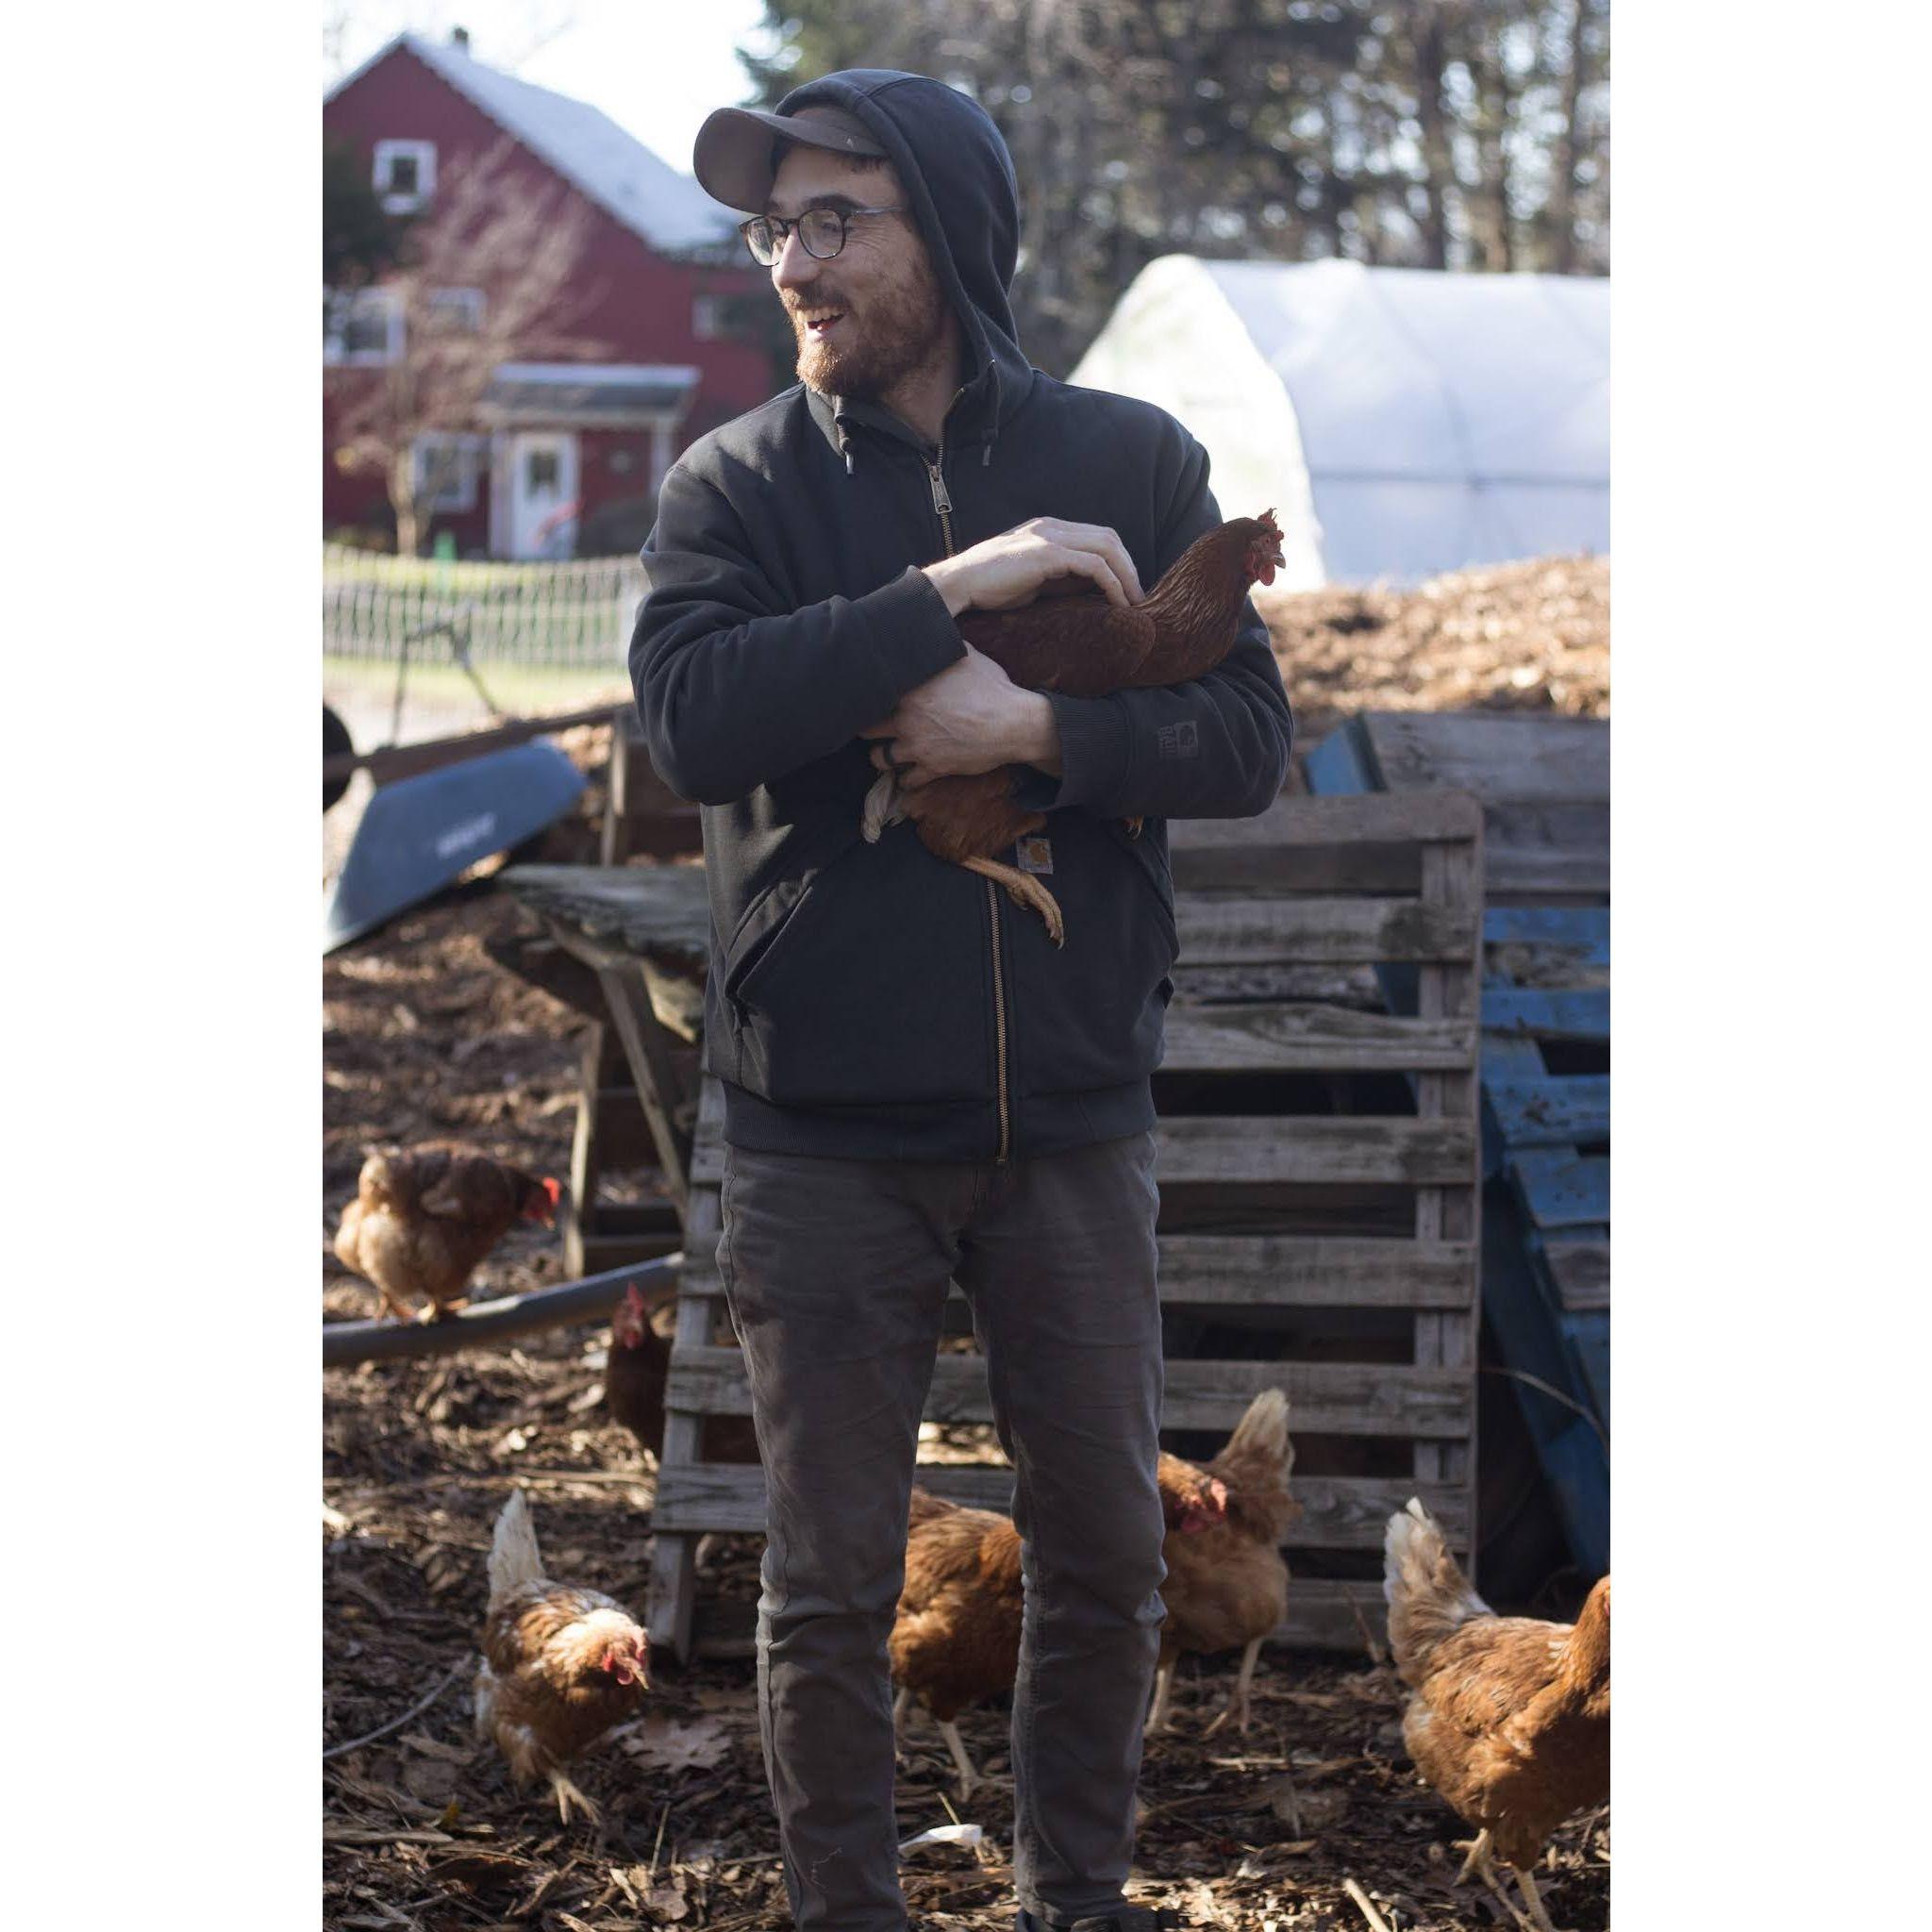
[716,1131,1168,1932]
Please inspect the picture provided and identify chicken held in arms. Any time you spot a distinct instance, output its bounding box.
[333,1141,559,1323]
[891,1456,1228,1797]
[862,510,1288,944]
[1384,1500,1609,1932]
[474,1488,651,1825]
[1147,1388,1299,1736]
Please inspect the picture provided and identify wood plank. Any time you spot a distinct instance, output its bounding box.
[1483,906,1610,956]
[1274,1577,1395,1655]
[1155,1116,1478,1188]
[1542,1238,1610,1312]
[1167,788,1483,851]
[503,862,711,974]
[1486,1074,1611,1148]
[664,1348,1472,1439]
[1159,1004,1476,1074]
[647,1177,723,1660]
[695,1105,1475,1190]
[1360,712,1608,803]
[696,1109,1477,1192]
[1481,988,1609,1042]
[1413,835,1481,1492]
[1485,804,1610,899]
[596,965,692,1210]
[1168,841,1421,895]
[650,1458,1469,1550]
[683,1233,1474,1308]
[1174,893,1478,965]
[1510,1150,1610,1230]
[1156,1235,1474,1307]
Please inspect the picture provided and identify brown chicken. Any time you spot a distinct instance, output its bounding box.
[474,1488,651,1825]
[1384,1500,1609,1932]
[604,1282,760,1466]
[1147,1388,1299,1736]
[333,1141,559,1322]
[890,1456,1228,1795]
[862,510,1288,943]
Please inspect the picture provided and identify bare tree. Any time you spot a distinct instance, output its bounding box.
[330,139,609,557]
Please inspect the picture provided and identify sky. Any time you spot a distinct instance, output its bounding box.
[324,0,778,175]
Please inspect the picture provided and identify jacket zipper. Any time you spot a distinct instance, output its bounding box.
[925,439,1009,1164]
[925,450,955,556]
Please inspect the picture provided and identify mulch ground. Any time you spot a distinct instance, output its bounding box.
[323,569,1610,1930]
[1259,553,1609,744]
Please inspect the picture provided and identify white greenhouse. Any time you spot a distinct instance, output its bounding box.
[1068,256,1608,590]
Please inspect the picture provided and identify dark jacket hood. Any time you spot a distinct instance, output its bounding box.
[775,69,1033,460]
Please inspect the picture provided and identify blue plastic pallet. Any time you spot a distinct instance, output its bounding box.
[1306,714,1608,1577]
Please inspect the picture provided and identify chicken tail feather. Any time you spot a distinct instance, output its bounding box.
[1383,1497,1491,1688]
[489,1487,545,1607]
[1220,1388,1292,1467]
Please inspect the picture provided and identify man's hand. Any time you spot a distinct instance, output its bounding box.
[921,517,1143,618]
[862,643,1062,788]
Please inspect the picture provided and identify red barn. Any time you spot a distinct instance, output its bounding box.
[324,29,778,558]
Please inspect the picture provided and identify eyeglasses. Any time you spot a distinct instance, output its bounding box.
[739,205,908,267]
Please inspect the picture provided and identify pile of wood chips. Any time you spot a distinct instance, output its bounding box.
[1258,554,1609,747]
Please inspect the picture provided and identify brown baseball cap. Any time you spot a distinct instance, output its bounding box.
[692,103,891,213]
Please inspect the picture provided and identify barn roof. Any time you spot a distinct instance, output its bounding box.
[326,32,736,257]
[1070,257,1609,589]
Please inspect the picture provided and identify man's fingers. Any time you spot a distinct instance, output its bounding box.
[1052,544,1133,609]
[1033,522,1142,603]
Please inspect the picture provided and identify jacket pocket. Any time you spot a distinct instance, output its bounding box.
[725,829,995,1108]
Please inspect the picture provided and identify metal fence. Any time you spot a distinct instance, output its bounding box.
[323,543,644,667]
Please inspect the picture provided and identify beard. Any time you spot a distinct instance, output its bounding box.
[790,250,952,403]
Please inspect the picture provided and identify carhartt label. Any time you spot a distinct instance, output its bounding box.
[1157,719,1200,760]
[1016,836,1054,874]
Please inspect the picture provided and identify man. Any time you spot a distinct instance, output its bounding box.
[632,69,1292,1932]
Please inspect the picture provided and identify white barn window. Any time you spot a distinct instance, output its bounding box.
[374,139,437,213]
[325,287,404,366]
[411,433,484,512]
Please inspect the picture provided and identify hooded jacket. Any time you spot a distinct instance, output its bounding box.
[631,69,1293,1164]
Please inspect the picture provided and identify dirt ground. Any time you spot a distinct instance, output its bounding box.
[323,565,1609,1930]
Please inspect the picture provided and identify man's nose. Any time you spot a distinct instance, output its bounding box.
[772,229,818,291]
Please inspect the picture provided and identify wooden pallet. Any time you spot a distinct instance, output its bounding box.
[551,708,704,1276]
[1305,712,1608,1577]
[645,790,1487,1659]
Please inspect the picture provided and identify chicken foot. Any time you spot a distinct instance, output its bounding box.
[891,1690,983,1799]
[961,857,1065,947]
[1454,1832,1552,1932]
[1144,1657,1175,1734]
[1201,1635,1266,1738]
[549,1770,603,1828]
[861,770,903,844]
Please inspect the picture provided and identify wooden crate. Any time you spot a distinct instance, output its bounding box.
[1305,712,1607,1578]
[646,790,1486,1659]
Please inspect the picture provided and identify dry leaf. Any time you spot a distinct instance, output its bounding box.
[644,1876,690,1921]
[621,1713,730,1774]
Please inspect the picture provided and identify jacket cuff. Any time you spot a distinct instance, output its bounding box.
[857,566,966,709]
[1031,691,1134,813]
